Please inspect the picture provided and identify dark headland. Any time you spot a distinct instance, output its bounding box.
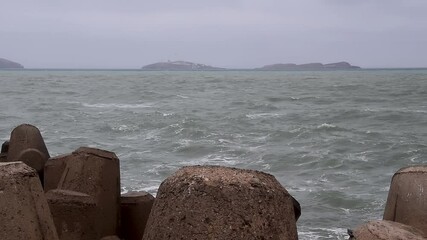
[0,58,24,69]
[141,60,360,71]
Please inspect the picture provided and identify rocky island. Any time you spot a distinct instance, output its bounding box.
[141,60,360,71]
[141,61,224,71]
[257,61,360,71]
[0,58,24,69]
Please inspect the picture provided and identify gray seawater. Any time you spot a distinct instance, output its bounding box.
[1,69,426,239]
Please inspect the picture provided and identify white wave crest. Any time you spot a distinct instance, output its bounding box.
[316,123,337,129]
[82,103,152,109]
[246,113,282,119]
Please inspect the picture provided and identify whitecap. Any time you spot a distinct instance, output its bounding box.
[298,227,348,240]
[180,154,239,166]
[246,113,281,119]
[316,123,337,129]
[111,124,139,132]
[162,112,174,117]
[145,129,162,141]
[82,103,152,109]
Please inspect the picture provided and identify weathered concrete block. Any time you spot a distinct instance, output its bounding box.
[44,153,73,191]
[7,124,50,182]
[0,162,58,240]
[46,189,98,240]
[353,220,425,240]
[143,165,299,240]
[383,165,427,237]
[120,191,155,240]
[47,147,121,238]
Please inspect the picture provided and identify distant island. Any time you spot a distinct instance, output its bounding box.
[141,61,225,71]
[0,58,24,69]
[257,62,360,71]
[141,60,360,71]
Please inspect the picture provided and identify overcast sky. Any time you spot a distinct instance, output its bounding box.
[1,0,426,68]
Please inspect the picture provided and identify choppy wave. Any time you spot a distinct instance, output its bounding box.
[1,69,426,239]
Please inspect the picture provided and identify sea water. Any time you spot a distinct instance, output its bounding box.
[0,69,426,239]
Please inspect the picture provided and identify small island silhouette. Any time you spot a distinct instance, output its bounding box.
[0,58,24,69]
[141,60,360,71]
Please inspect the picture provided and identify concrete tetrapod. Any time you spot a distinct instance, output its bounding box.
[0,162,58,240]
[0,141,8,162]
[45,147,121,239]
[120,191,155,240]
[45,189,98,240]
[44,153,73,191]
[383,165,427,237]
[352,220,425,240]
[143,165,299,240]
[7,124,50,182]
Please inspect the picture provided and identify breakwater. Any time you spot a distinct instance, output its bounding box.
[1,124,426,239]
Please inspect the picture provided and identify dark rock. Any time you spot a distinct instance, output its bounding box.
[120,191,155,240]
[383,165,427,237]
[0,58,24,69]
[0,162,58,240]
[143,165,299,240]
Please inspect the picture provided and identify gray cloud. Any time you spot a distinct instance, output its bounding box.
[1,0,426,68]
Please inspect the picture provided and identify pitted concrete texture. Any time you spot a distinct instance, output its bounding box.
[383,165,427,237]
[53,147,121,237]
[354,220,425,240]
[0,162,58,240]
[46,189,98,240]
[120,191,155,240]
[143,165,299,240]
